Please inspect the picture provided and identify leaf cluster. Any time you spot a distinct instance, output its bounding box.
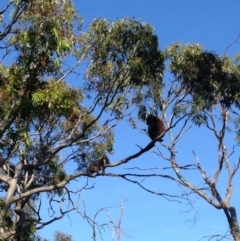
[81,18,164,111]
[0,1,114,235]
[166,43,240,109]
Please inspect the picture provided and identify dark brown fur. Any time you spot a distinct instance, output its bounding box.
[146,114,165,142]
[87,155,110,174]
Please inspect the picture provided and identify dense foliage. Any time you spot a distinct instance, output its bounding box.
[0,0,164,240]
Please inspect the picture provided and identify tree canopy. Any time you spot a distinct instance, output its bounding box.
[0,0,240,240]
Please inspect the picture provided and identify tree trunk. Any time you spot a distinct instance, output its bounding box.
[226,207,240,241]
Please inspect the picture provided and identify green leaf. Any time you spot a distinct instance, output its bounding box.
[52,27,59,40]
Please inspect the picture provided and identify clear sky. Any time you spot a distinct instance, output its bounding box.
[1,1,240,240]
[79,0,240,55]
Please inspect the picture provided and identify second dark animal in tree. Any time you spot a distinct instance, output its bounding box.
[146,114,166,142]
[87,155,110,175]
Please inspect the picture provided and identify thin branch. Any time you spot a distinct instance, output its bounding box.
[224,32,240,56]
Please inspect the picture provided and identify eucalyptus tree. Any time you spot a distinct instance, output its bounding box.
[1,1,240,241]
[0,0,163,240]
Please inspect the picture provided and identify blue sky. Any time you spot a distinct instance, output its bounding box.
[79,0,240,55]
[1,1,240,240]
